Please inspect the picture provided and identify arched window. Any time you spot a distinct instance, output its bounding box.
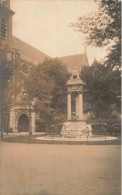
[0,17,7,41]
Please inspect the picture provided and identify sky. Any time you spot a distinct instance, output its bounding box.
[11,0,106,65]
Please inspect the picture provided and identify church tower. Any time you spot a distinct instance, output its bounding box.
[0,0,15,61]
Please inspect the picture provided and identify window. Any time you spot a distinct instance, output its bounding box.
[0,17,7,41]
[1,0,7,4]
[1,0,9,8]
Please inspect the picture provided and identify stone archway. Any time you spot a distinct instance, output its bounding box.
[18,114,29,132]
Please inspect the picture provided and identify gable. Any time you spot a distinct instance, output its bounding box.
[59,53,89,72]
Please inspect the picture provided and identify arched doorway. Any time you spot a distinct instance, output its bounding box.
[18,114,29,132]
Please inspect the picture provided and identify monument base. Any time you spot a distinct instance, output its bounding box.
[61,121,92,138]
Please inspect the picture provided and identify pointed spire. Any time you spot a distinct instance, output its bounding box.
[81,45,89,67]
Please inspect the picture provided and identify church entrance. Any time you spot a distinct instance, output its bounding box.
[18,114,29,132]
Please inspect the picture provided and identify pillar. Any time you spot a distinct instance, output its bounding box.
[9,109,17,132]
[67,93,71,120]
[79,93,83,120]
[31,112,36,133]
[9,109,14,128]
[75,95,79,118]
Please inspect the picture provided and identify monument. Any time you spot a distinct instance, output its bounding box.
[61,68,92,138]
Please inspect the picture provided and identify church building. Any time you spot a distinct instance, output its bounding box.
[0,0,89,133]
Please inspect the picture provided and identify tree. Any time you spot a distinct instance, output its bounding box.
[81,60,121,119]
[25,58,70,133]
[72,0,121,69]
[41,58,70,111]
[0,60,13,138]
[71,0,121,119]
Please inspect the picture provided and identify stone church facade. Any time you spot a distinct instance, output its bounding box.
[0,0,89,133]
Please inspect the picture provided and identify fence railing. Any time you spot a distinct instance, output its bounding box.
[0,127,120,144]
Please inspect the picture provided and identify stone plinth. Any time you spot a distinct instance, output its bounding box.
[61,121,92,138]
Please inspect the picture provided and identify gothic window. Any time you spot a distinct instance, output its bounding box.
[0,17,7,41]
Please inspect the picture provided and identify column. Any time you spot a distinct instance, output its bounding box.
[29,111,32,135]
[67,93,71,120]
[9,109,14,129]
[10,109,17,132]
[31,112,36,133]
[79,93,83,120]
[75,95,79,118]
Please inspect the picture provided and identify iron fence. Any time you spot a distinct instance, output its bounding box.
[0,128,121,145]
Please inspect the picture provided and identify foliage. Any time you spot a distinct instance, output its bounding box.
[72,0,121,69]
[0,60,13,137]
[0,60,13,94]
[72,0,121,119]
[0,60,13,112]
[25,58,70,133]
[80,61,121,118]
[41,58,70,110]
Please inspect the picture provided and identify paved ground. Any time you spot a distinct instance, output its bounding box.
[0,143,121,195]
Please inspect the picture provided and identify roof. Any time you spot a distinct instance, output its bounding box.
[12,36,89,71]
[12,36,49,65]
[59,52,89,72]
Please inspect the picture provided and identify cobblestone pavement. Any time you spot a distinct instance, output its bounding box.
[0,143,121,195]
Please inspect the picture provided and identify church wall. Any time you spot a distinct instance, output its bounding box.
[0,0,14,47]
[0,0,91,134]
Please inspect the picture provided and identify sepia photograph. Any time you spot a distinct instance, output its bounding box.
[0,0,121,194]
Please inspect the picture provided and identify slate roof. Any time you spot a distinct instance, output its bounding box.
[12,36,49,65]
[59,52,89,72]
[12,36,89,70]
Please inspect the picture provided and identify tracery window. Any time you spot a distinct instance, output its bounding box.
[0,17,7,41]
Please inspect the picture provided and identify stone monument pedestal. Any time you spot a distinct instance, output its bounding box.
[61,121,92,138]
